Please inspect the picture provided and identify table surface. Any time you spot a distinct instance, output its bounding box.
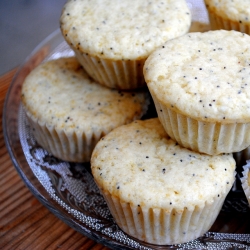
[1,69,250,250]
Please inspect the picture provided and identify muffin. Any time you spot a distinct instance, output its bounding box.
[241,160,250,206]
[204,0,250,34]
[144,30,250,155]
[21,57,149,162]
[91,118,236,245]
[60,0,191,90]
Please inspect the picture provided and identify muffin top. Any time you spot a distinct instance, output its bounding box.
[21,57,149,133]
[204,0,250,23]
[144,30,250,123]
[91,118,235,210]
[60,0,191,60]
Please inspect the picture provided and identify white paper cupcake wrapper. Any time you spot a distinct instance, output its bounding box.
[74,50,146,90]
[25,114,105,162]
[207,11,250,35]
[153,97,250,155]
[241,160,250,206]
[102,190,226,245]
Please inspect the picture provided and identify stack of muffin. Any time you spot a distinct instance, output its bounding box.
[21,0,250,246]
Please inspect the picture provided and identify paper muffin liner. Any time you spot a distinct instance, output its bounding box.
[25,113,107,163]
[151,94,250,155]
[101,189,226,245]
[74,50,146,90]
[207,9,250,35]
[241,160,250,206]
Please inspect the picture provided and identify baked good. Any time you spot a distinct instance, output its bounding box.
[91,118,236,245]
[60,0,191,90]
[241,160,250,206]
[144,30,250,155]
[204,0,250,34]
[21,57,149,162]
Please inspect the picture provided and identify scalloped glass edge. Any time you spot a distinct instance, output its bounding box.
[3,1,250,249]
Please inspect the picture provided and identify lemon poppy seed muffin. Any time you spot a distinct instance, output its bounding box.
[144,30,250,155]
[60,0,191,90]
[204,0,250,34]
[91,118,236,245]
[21,57,149,162]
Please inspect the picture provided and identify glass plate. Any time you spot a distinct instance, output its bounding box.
[3,1,250,249]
